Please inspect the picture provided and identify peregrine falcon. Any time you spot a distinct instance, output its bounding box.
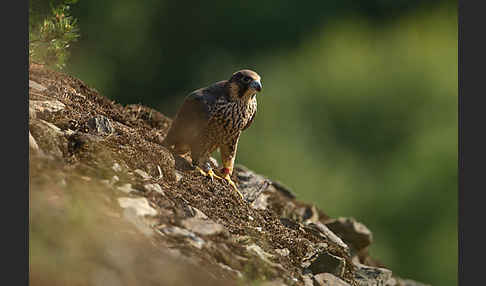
[162,69,262,199]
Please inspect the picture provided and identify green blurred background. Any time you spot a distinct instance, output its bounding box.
[61,1,457,285]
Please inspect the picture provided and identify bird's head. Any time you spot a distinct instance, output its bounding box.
[228,69,262,101]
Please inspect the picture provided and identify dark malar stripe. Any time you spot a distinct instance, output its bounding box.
[238,84,247,98]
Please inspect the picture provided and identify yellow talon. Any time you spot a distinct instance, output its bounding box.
[197,166,244,200]
[223,174,244,199]
[196,166,222,182]
[207,169,223,181]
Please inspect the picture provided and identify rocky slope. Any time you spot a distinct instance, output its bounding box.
[29,64,430,286]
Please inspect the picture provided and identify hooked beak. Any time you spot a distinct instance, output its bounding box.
[250,80,262,92]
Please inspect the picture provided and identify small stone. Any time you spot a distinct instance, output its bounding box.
[275,248,290,257]
[184,205,208,219]
[112,163,122,172]
[134,169,151,181]
[306,251,346,277]
[160,226,205,249]
[313,273,350,286]
[251,193,270,210]
[181,217,225,236]
[174,170,183,182]
[308,222,350,254]
[144,183,164,195]
[325,217,373,252]
[353,263,393,286]
[116,183,139,194]
[248,215,254,221]
[118,197,157,217]
[110,175,120,184]
[87,115,114,136]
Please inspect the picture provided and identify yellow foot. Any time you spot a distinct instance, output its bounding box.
[223,174,244,200]
[196,166,222,182]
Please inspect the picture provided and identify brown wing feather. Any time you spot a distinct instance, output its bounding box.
[163,91,210,148]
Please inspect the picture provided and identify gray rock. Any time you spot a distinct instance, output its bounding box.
[116,183,139,194]
[30,100,65,114]
[183,205,208,220]
[234,164,271,202]
[29,80,47,91]
[39,119,63,134]
[160,226,205,249]
[305,251,346,277]
[302,274,315,286]
[134,169,151,181]
[29,131,41,153]
[246,244,285,271]
[144,183,164,195]
[251,193,270,210]
[180,217,225,236]
[307,222,350,255]
[112,162,122,172]
[313,273,350,286]
[218,263,243,278]
[29,120,65,158]
[280,217,302,231]
[294,205,320,224]
[110,175,120,184]
[87,115,114,136]
[353,263,393,286]
[325,217,373,252]
[117,197,157,217]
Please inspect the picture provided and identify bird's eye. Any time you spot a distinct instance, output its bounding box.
[243,76,252,83]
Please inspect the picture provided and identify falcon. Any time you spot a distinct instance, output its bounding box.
[162,69,262,199]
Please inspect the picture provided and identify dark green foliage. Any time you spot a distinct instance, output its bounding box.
[29,0,79,69]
